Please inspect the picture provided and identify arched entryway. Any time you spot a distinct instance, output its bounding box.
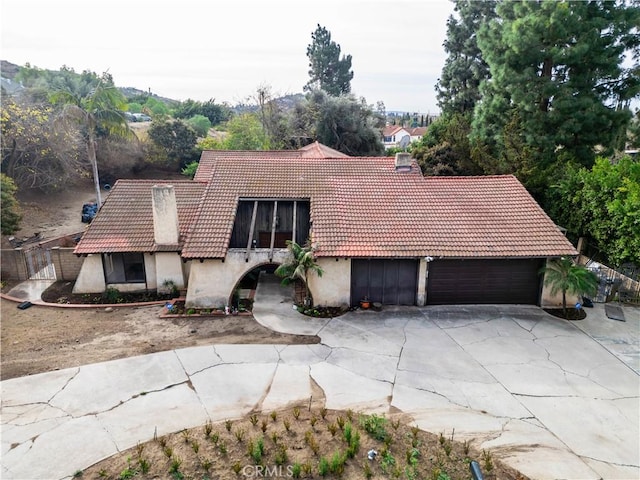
[230,263,280,312]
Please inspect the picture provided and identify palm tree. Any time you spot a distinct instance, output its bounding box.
[274,240,324,306]
[541,256,599,318]
[50,72,132,206]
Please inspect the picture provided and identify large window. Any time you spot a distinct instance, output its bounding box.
[103,253,145,283]
[229,199,311,249]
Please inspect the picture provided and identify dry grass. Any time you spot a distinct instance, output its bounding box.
[80,406,527,480]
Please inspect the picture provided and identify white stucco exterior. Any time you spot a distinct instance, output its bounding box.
[417,258,428,306]
[72,254,105,293]
[308,258,351,308]
[75,250,573,309]
[154,252,185,293]
[185,249,291,308]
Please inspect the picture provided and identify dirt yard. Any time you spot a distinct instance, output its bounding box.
[0,296,318,381]
[1,172,318,381]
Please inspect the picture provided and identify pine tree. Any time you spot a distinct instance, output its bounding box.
[304,24,354,96]
[472,0,640,169]
[436,0,497,115]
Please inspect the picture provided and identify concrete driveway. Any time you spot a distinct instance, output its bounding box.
[2,276,638,480]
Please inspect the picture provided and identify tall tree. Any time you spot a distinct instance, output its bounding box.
[547,156,640,267]
[254,84,291,149]
[411,112,483,176]
[1,95,84,190]
[304,24,354,96]
[291,90,385,156]
[472,0,640,170]
[147,119,199,168]
[50,72,131,206]
[436,0,497,115]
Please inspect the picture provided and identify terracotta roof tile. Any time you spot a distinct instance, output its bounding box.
[182,154,576,259]
[74,180,206,254]
[77,147,577,261]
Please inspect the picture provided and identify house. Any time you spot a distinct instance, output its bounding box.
[73,142,577,308]
[382,126,427,150]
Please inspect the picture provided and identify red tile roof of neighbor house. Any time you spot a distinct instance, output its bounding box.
[383,125,406,136]
[74,145,577,259]
[408,127,427,136]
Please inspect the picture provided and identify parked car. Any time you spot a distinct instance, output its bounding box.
[124,112,152,122]
[132,113,152,122]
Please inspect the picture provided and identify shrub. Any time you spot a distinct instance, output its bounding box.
[360,413,389,441]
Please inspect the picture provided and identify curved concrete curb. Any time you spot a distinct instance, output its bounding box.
[0,292,167,309]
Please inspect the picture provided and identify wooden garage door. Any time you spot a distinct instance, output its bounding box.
[351,259,418,306]
[427,259,543,305]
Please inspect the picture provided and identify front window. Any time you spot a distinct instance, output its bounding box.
[103,253,145,283]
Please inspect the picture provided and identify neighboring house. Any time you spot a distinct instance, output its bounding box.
[73,142,577,308]
[382,126,427,149]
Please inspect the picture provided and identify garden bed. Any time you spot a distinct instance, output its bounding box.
[161,298,253,318]
[543,308,587,321]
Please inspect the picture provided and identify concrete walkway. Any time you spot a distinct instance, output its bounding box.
[1,275,639,480]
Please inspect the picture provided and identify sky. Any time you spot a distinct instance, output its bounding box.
[0,0,455,113]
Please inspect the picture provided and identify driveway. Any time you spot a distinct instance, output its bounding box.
[2,277,638,480]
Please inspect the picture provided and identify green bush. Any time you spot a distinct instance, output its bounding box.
[103,287,121,303]
[360,413,389,442]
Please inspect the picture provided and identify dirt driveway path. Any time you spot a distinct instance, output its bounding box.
[0,298,317,381]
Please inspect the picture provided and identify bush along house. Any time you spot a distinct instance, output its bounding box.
[73,142,578,309]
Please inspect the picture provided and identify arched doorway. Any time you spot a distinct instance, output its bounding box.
[229,263,281,312]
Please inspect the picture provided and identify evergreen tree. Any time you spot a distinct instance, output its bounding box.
[304,24,354,96]
[291,90,385,156]
[436,0,497,115]
[472,0,640,170]
[147,119,199,168]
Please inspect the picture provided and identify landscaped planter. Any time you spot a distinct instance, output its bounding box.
[160,298,252,318]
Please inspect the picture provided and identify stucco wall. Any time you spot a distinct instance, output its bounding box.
[185,249,291,308]
[308,258,351,307]
[73,254,106,293]
[154,252,185,293]
[144,254,157,289]
[417,258,428,306]
[539,258,580,308]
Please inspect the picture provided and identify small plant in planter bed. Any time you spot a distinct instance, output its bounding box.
[297,304,349,318]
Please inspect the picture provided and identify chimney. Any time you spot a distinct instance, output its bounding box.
[152,185,180,245]
[394,152,412,172]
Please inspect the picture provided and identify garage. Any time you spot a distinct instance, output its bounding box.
[351,259,418,306]
[427,259,543,305]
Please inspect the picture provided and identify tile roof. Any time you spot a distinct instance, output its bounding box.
[383,125,406,136]
[298,141,349,158]
[408,127,427,136]
[75,147,577,260]
[193,142,348,182]
[74,180,205,254]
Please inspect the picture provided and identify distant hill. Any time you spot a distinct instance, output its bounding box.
[1,60,305,113]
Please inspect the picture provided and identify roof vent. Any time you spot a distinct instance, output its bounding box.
[394,152,412,172]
